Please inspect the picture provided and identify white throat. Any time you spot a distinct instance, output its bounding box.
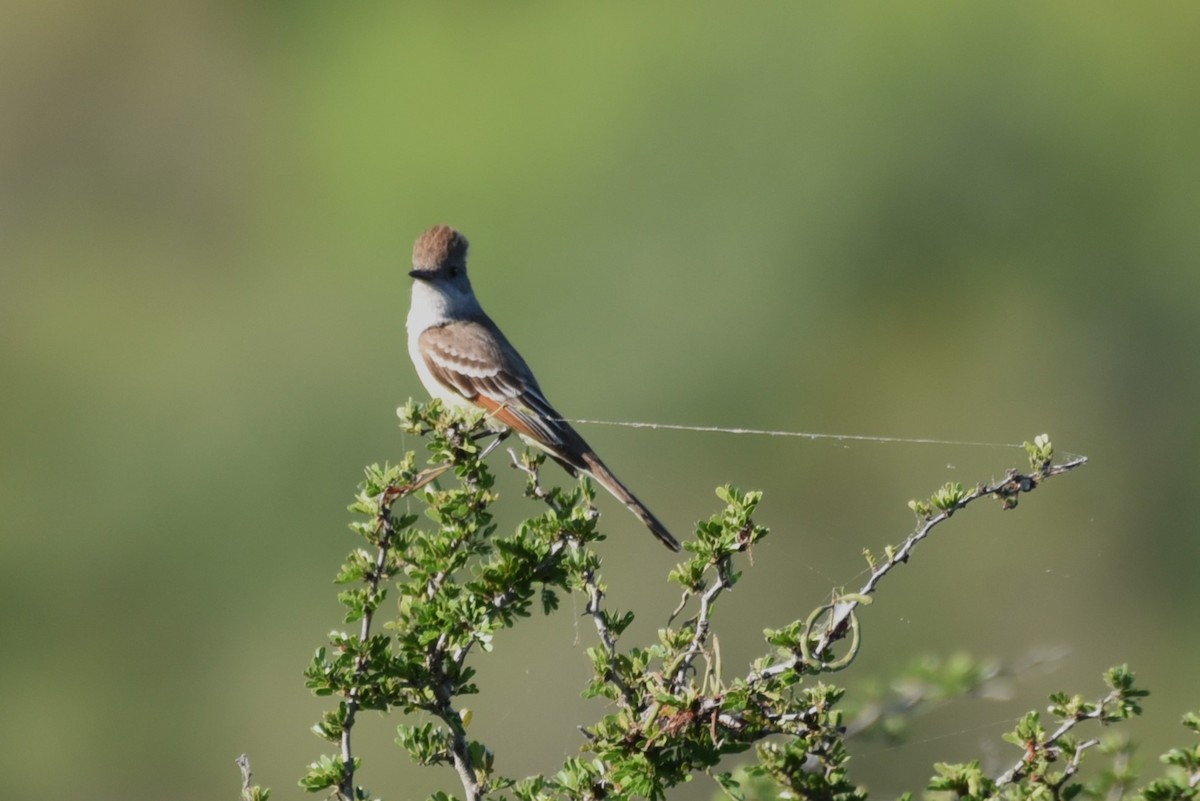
[407,278,459,336]
[406,276,486,409]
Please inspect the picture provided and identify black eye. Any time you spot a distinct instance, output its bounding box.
[448,265,459,277]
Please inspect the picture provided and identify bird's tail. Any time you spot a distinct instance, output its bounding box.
[581,452,680,551]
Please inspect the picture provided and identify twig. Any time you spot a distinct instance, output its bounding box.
[991,689,1119,790]
[431,684,482,801]
[508,447,549,500]
[747,455,1088,683]
[583,565,639,710]
[336,483,405,801]
[478,428,510,460]
[1057,738,1101,790]
[236,753,253,791]
[667,558,731,691]
[236,754,253,799]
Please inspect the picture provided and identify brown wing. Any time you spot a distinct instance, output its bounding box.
[419,319,679,551]
[417,318,590,467]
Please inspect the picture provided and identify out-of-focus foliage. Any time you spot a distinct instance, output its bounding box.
[2,3,1198,800]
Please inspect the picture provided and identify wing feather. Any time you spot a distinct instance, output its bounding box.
[417,319,586,463]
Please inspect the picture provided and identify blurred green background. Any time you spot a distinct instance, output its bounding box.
[4,2,1199,799]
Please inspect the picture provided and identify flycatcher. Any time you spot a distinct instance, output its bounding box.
[405,224,679,551]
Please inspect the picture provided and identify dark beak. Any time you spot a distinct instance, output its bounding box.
[408,269,423,279]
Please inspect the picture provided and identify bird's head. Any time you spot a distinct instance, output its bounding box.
[410,225,471,287]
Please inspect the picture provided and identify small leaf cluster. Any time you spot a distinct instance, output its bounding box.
[1141,712,1200,801]
[927,666,1150,801]
[300,754,359,794]
[1024,434,1054,473]
[908,482,969,520]
[669,485,768,592]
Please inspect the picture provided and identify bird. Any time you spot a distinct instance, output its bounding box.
[405,224,679,551]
